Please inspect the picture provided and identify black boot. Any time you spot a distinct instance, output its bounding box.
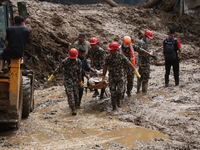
[117,95,122,108]
[137,79,142,94]
[142,82,148,94]
[165,75,169,87]
[100,88,105,99]
[71,105,77,115]
[175,80,179,86]
[92,89,99,97]
[112,105,117,111]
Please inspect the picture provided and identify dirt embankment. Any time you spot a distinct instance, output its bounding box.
[11,0,200,89]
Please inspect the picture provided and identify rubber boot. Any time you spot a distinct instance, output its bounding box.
[112,98,117,111]
[175,79,179,86]
[100,88,105,99]
[165,76,169,87]
[70,105,77,116]
[142,82,148,94]
[112,104,117,111]
[137,79,142,94]
[116,95,122,108]
[126,90,131,97]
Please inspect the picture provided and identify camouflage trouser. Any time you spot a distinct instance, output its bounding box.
[64,82,79,107]
[109,79,124,106]
[138,67,150,83]
[123,68,134,95]
[137,67,150,93]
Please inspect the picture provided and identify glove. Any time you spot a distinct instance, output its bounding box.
[151,55,157,60]
[48,74,55,82]
[79,81,84,88]
[134,70,141,79]
[102,76,105,82]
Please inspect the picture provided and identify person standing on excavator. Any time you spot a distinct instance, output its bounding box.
[136,30,157,94]
[48,48,84,116]
[102,42,141,111]
[119,35,157,96]
[0,16,29,73]
[87,37,105,99]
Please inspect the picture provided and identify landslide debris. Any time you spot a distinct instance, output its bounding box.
[11,0,200,88]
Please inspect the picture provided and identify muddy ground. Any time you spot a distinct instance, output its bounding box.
[0,59,199,149]
[0,0,200,149]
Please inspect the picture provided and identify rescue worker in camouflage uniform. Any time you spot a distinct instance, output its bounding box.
[87,37,105,99]
[137,30,156,94]
[102,42,141,111]
[119,36,157,96]
[48,48,84,116]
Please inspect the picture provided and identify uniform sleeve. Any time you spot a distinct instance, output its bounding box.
[55,59,65,73]
[176,40,181,49]
[123,55,130,65]
[105,57,109,66]
[69,41,78,50]
[85,59,91,72]
[87,48,91,58]
[133,44,143,53]
[99,50,105,68]
[77,60,82,75]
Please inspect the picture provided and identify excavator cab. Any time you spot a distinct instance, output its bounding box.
[0,1,34,129]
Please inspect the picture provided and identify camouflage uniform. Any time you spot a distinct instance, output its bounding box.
[137,39,150,93]
[56,57,82,108]
[87,46,105,70]
[105,53,130,106]
[88,46,105,97]
[120,44,145,96]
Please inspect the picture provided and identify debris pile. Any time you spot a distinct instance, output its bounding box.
[11,0,200,88]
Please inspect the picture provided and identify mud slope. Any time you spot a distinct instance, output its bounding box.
[10,0,200,88]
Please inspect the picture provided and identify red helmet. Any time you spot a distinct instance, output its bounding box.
[107,42,119,50]
[69,48,78,59]
[89,37,98,45]
[122,36,131,46]
[144,30,153,39]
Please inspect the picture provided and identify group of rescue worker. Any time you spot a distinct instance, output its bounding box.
[48,30,159,115]
[0,15,181,116]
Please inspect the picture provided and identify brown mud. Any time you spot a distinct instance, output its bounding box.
[0,60,200,149]
[0,0,200,149]
[10,0,200,88]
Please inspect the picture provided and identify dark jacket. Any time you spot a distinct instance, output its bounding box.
[78,55,90,82]
[6,25,29,57]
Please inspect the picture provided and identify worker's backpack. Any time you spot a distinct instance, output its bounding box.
[164,38,177,60]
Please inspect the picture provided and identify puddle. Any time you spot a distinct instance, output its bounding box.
[0,86,168,149]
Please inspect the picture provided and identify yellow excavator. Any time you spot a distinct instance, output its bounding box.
[0,0,34,129]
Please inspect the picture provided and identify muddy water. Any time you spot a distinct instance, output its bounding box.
[0,86,168,149]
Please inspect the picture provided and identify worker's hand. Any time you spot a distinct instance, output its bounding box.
[133,70,141,79]
[151,55,157,60]
[85,74,90,80]
[91,68,96,73]
[79,81,84,88]
[102,76,105,83]
[48,74,55,82]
